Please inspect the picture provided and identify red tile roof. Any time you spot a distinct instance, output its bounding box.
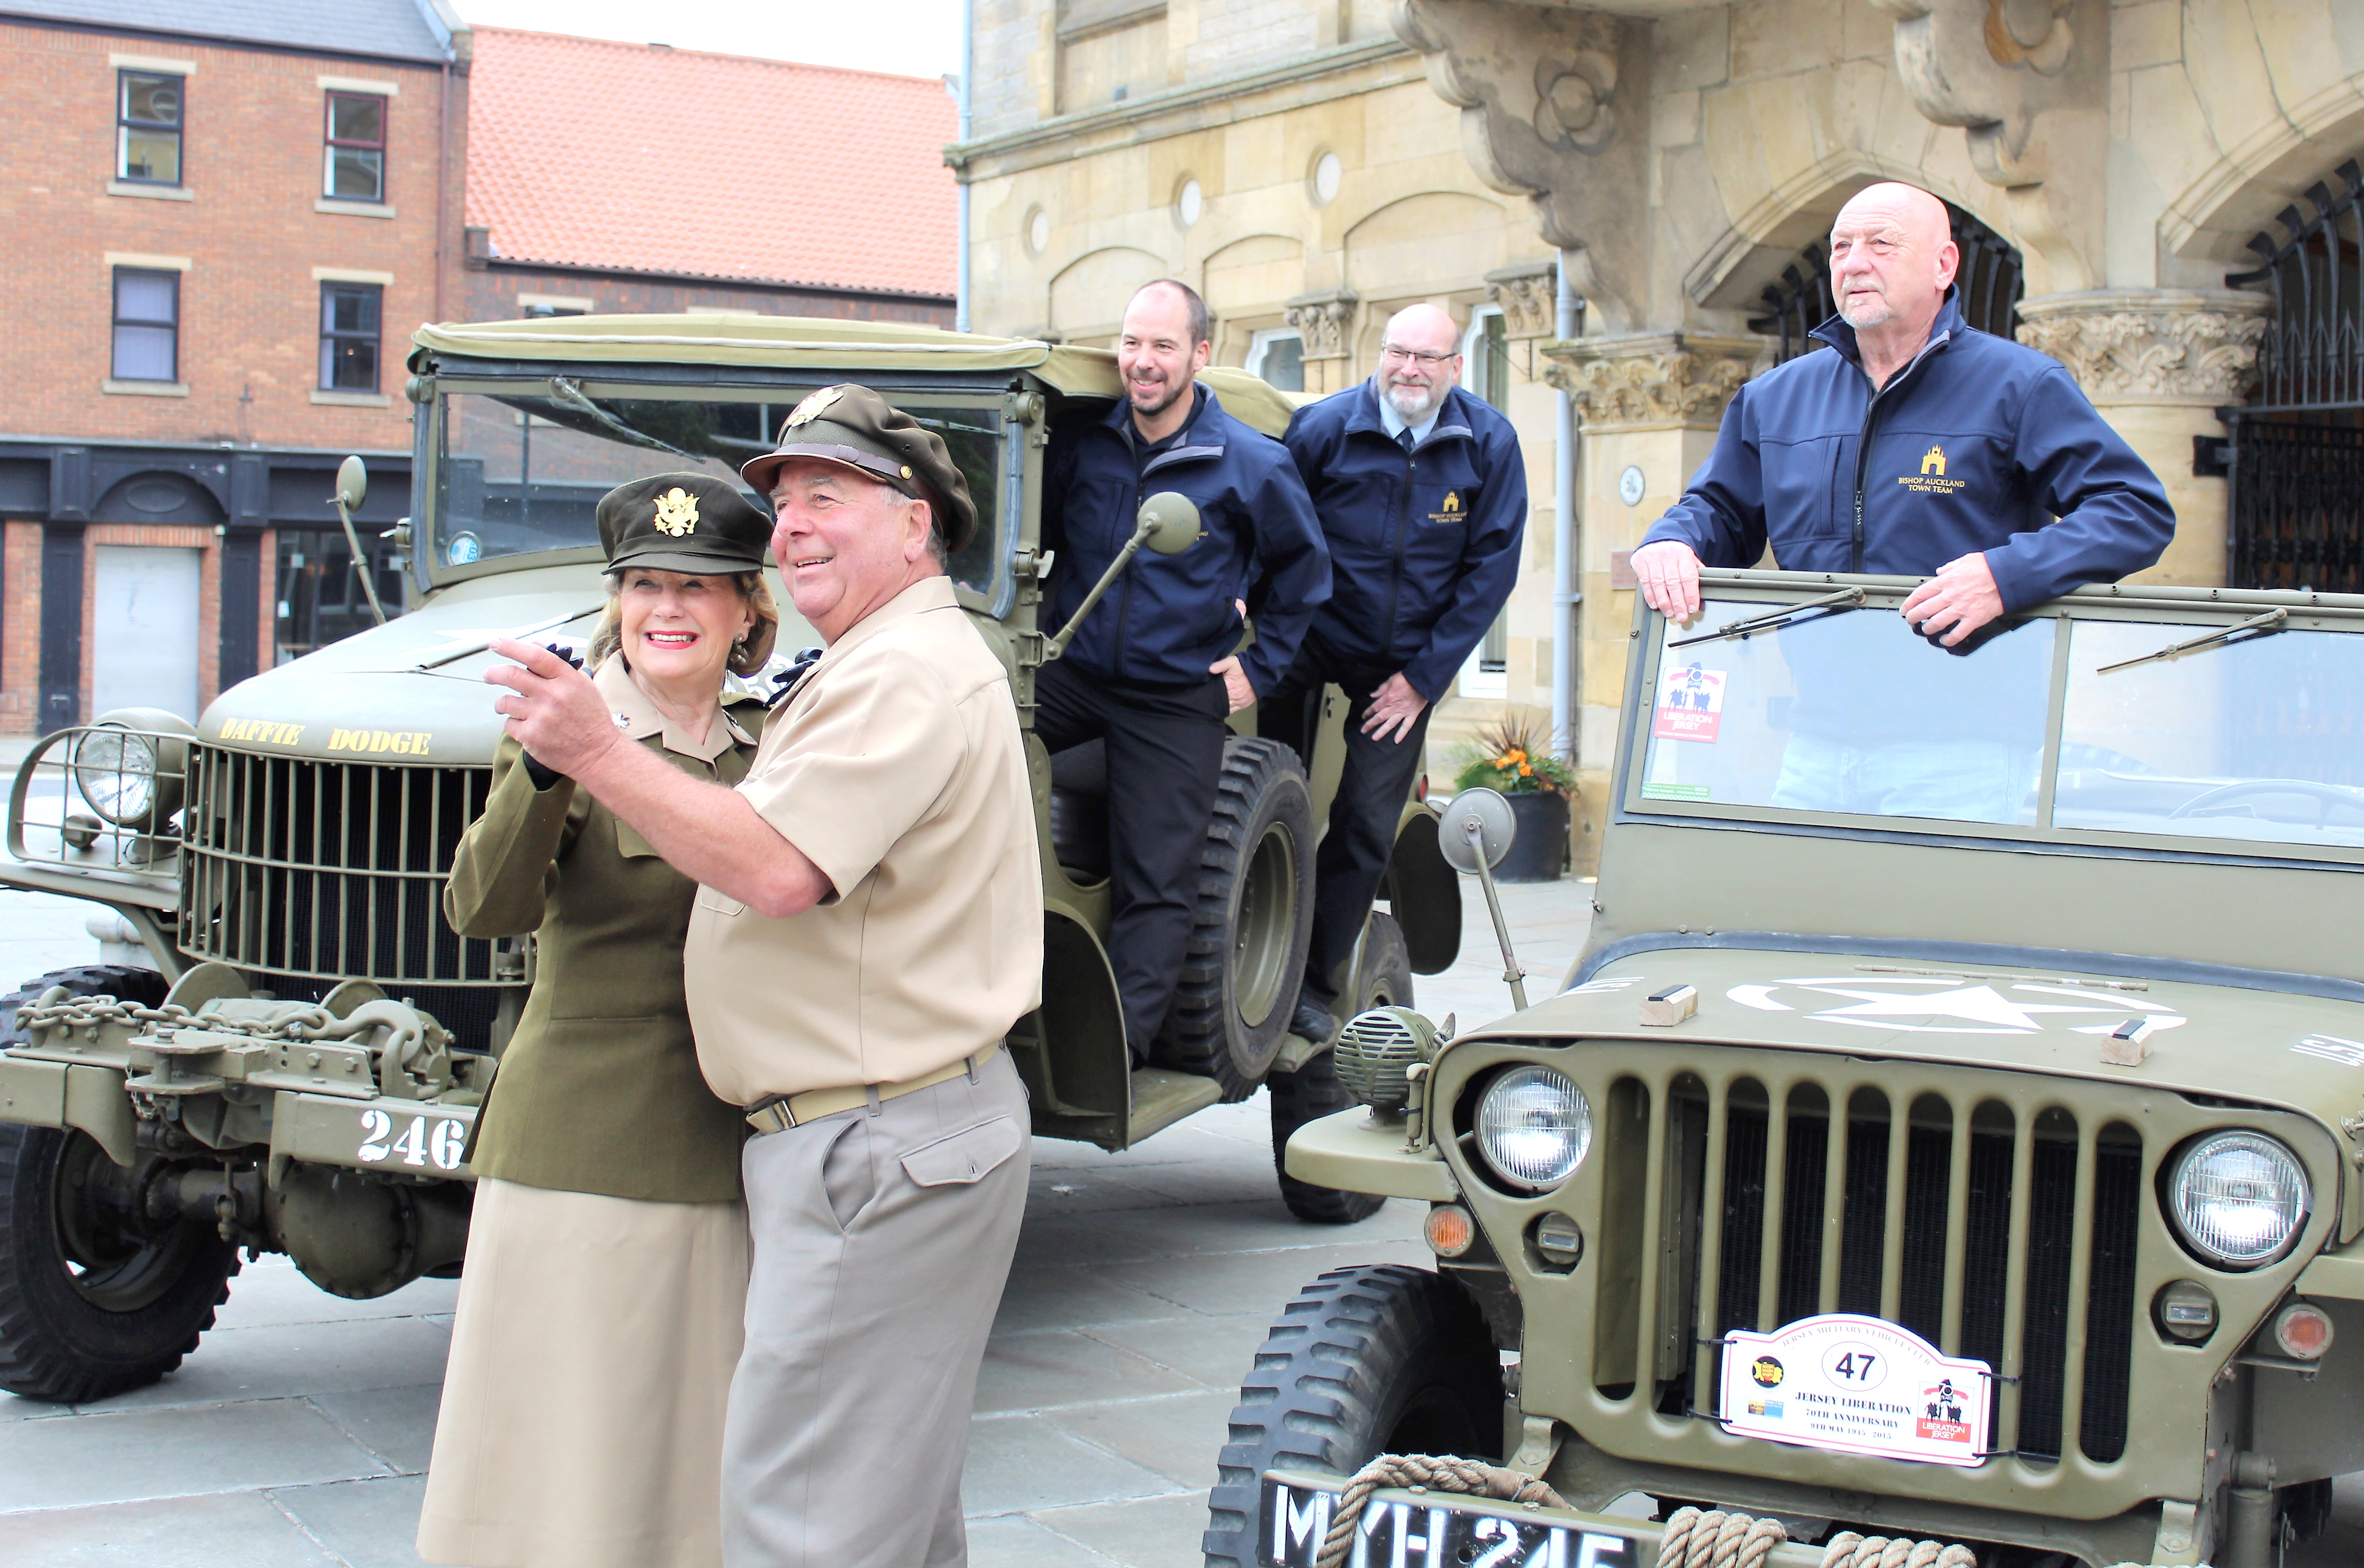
[466,29,957,297]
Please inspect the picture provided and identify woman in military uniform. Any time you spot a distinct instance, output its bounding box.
[416,472,781,1568]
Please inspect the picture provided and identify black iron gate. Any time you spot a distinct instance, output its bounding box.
[2223,159,2364,593]
[1748,201,2023,363]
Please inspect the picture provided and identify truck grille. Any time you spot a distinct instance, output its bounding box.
[179,745,497,985]
[1587,1065,2140,1466]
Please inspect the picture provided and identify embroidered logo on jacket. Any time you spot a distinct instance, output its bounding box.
[1898,444,1966,496]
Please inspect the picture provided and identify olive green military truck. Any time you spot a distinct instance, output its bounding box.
[0,314,1461,1405]
[1214,570,2364,1568]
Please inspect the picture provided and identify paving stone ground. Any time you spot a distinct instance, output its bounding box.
[1,873,2358,1565]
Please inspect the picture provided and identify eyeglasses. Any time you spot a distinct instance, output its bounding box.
[1380,345,1457,367]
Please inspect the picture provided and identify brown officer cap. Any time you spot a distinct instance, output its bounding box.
[597,472,772,576]
[739,384,978,553]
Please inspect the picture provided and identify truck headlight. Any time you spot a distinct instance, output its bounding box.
[71,710,192,829]
[2169,1131,2310,1269]
[1476,1065,1590,1190]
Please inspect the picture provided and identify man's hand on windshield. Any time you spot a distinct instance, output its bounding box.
[1211,655,1256,715]
[1361,673,1429,744]
[1631,540,1704,624]
[1901,552,2005,648]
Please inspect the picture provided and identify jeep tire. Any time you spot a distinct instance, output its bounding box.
[1154,736,1316,1102]
[1269,910,1412,1224]
[1204,1263,1502,1567]
[0,964,241,1403]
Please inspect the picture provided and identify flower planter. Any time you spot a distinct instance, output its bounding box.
[1495,789,1571,882]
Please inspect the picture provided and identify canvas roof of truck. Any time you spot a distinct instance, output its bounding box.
[408,313,1311,437]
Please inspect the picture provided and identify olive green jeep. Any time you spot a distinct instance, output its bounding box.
[0,314,1461,1404]
[1213,570,2364,1568]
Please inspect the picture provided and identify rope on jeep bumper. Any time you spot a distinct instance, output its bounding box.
[1313,1455,1565,1568]
[1659,1507,1788,1568]
[1816,1530,1980,1568]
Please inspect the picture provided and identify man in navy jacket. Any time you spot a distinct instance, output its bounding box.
[1636,181,2171,635]
[1632,182,2173,819]
[1039,279,1330,1062]
[1267,303,1526,1043]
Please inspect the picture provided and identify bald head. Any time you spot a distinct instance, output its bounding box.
[1828,182,1959,344]
[1377,303,1462,423]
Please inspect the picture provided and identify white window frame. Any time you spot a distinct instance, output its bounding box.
[1245,326,1305,391]
[1457,305,1510,698]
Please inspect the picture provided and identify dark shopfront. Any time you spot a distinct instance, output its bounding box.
[0,439,412,733]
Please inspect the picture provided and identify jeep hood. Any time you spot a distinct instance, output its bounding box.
[1471,945,2364,1134]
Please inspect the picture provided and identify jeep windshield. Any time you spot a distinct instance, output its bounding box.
[1629,574,2364,858]
[429,382,1013,610]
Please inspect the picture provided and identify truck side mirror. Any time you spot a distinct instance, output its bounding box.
[1137,491,1202,555]
[1040,491,1204,661]
[335,455,368,513]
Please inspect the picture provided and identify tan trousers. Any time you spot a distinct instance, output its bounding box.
[417,1178,750,1568]
[723,1050,1030,1568]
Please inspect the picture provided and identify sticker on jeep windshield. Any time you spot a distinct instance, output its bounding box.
[1652,663,1725,742]
[1719,1314,1991,1466]
[1642,781,1711,801]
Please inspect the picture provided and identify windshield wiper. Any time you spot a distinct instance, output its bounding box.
[2097,607,2286,675]
[1667,586,1867,648]
[545,377,703,461]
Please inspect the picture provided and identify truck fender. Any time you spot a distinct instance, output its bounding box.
[1383,807,1460,976]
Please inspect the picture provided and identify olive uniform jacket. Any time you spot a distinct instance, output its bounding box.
[445,657,761,1204]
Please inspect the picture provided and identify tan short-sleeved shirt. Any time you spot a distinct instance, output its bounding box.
[684,575,1044,1105]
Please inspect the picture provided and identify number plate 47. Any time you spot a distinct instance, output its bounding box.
[357,1107,469,1173]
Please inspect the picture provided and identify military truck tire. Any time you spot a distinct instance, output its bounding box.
[1154,736,1315,1103]
[0,964,241,1403]
[1204,1263,1501,1567]
[1268,911,1412,1224]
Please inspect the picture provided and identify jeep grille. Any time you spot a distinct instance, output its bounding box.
[180,745,497,984]
[1460,1043,2328,1518]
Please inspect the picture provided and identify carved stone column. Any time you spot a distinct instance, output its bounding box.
[1539,332,1768,431]
[1483,260,1557,339]
[2015,289,2270,588]
[1540,331,1769,781]
[1284,289,1359,395]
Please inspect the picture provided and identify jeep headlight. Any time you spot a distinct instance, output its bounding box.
[71,710,191,828]
[1476,1065,1590,1190]
[2169,1131,2310,1269]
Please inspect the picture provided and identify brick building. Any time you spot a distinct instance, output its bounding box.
[0,0,470,731]
[461,29,957,326]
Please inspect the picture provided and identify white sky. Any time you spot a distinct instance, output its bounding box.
[454,0,967,80]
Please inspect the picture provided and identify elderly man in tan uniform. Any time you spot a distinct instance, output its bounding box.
[481,384,1042,1568]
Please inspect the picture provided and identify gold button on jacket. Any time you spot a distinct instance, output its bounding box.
[445,657,761,1204]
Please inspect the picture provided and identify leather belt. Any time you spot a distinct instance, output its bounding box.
[743,1043,999,1135]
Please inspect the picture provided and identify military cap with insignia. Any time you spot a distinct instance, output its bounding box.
[739,384,979,553]
[596,472,773,576]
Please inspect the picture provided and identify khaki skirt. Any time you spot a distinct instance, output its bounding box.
[416,1177,751,1568]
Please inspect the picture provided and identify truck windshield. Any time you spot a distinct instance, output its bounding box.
[2055,619,2364,847]
[1636,589,2364,853]
[433,387,1009,603]
[1640,598,2056,826]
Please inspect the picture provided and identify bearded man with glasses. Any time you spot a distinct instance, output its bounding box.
[1264,302,1529,1046]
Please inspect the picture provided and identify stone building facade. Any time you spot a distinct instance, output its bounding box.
[954,0,2364,865]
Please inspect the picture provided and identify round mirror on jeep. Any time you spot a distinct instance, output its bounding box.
[1432,787,1517,874]
[334,455,368,513]
[1333,1005,1439,1117]
[1135,491,1203,555]
[71,710,194,829]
